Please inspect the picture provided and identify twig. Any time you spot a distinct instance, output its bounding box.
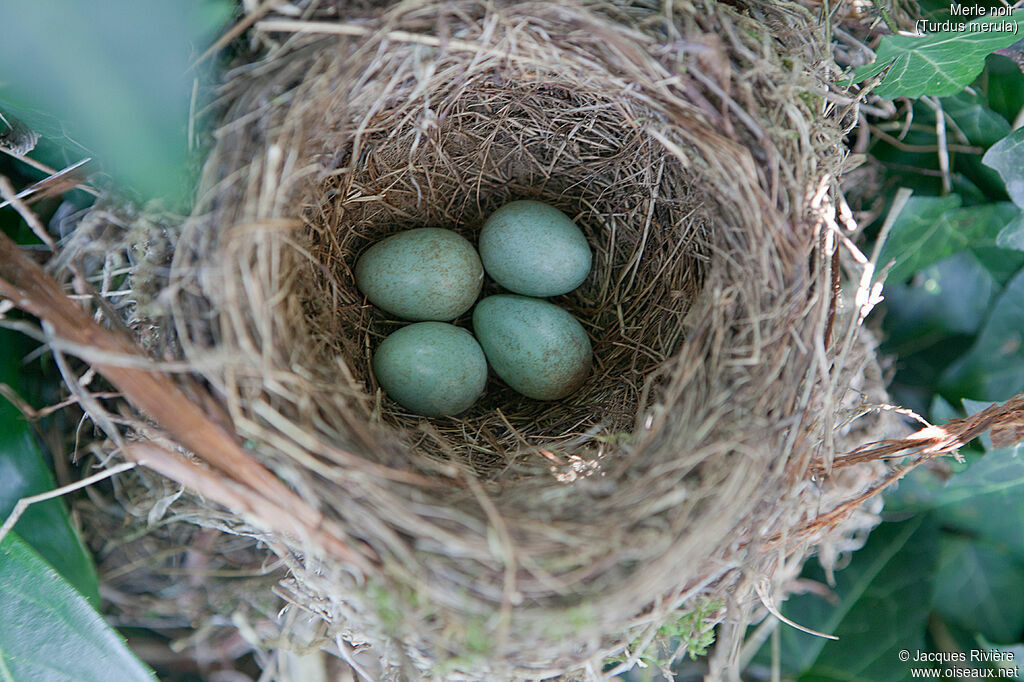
[762,393,1024,549]
[0,461,138,546]
[334,634,377,682]
[754,581,838,641]
[869,0,899,33]
[0,177,56,250]
[869,186,912,269]
[0,147,100,197]
[0,158,95,210]
[827,392,1024,469]
[867,125,982,155]
[923,97,951,194]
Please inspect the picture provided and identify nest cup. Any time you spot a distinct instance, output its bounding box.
[72,0,893,678]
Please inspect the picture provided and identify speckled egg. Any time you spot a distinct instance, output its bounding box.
[472,295,592,400]
[355,228,483,321]
[478,200,592,297]
[373,322,488,417]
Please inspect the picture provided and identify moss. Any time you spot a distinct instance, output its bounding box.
[610,598,724,669]
[464,626,491,655]
[568,604,595,630]
[432,653,487,678]
[657,598,723,661]
[370,583,403,633]
[795,90,821,114]
[595,432,633,445]
[539,604,595,639]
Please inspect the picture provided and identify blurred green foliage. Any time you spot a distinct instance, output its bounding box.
[0,0,234,204]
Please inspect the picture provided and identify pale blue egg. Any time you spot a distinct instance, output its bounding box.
[356,228,483,321]
[472,295,592,400]
[478,200,592,297]
[373,322,488,417]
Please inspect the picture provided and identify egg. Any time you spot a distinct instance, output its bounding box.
[373,322,488,417]
[478,200,592,297]
[472,295,592,400]
[355,228,483,321]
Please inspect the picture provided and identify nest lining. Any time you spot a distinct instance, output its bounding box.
[47,1,900,678]
[304,80,710,476]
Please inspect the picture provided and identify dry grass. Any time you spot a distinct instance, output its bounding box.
[2,0,920,679]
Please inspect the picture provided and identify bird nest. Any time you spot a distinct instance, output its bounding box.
[15,0,910,678]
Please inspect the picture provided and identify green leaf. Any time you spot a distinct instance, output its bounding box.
[985,55,1024,124]
[997,214,1024,250]
[765,516,939,679]
[0,330,99,605]
[890,445,1023,512]
[941,267,1024,401]
[882,252,998,350]
[915,0,954,19]
[0,0,235,203]
[869,94,1010,200]
[879,195,961,282]
[935,536,1024,644]
[0,532,157,681]
[944,202,1020,248]
[888,443,1024,560]
[852,12,1024,98]
[941,89,1016,199]
[970,243,1024,285]
[929,394,961,424]
[941,90,1011,148]
[983,126,1024,209]
[878,196,1017,283]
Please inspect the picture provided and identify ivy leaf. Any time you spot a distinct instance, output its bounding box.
[0,532,157,681]
[943,202,1020,250]
[979,127,1024,252]
[882,252,998,350]
[929,394,961,424]
[970,243,1024,285]
[984,127,1024,209]
[997,214,1024,250]
[762,516,939,679]
[888,443,1024,560]
[879,195,960,282]
[878,196,1017,283]
[0,330,99,605]
[935,536,1024,644]
[985,55,1024,123]
[941,90,1011,148]
[941,267,1024,401]
[942,89,1016,198]
[852,12,1024,98]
